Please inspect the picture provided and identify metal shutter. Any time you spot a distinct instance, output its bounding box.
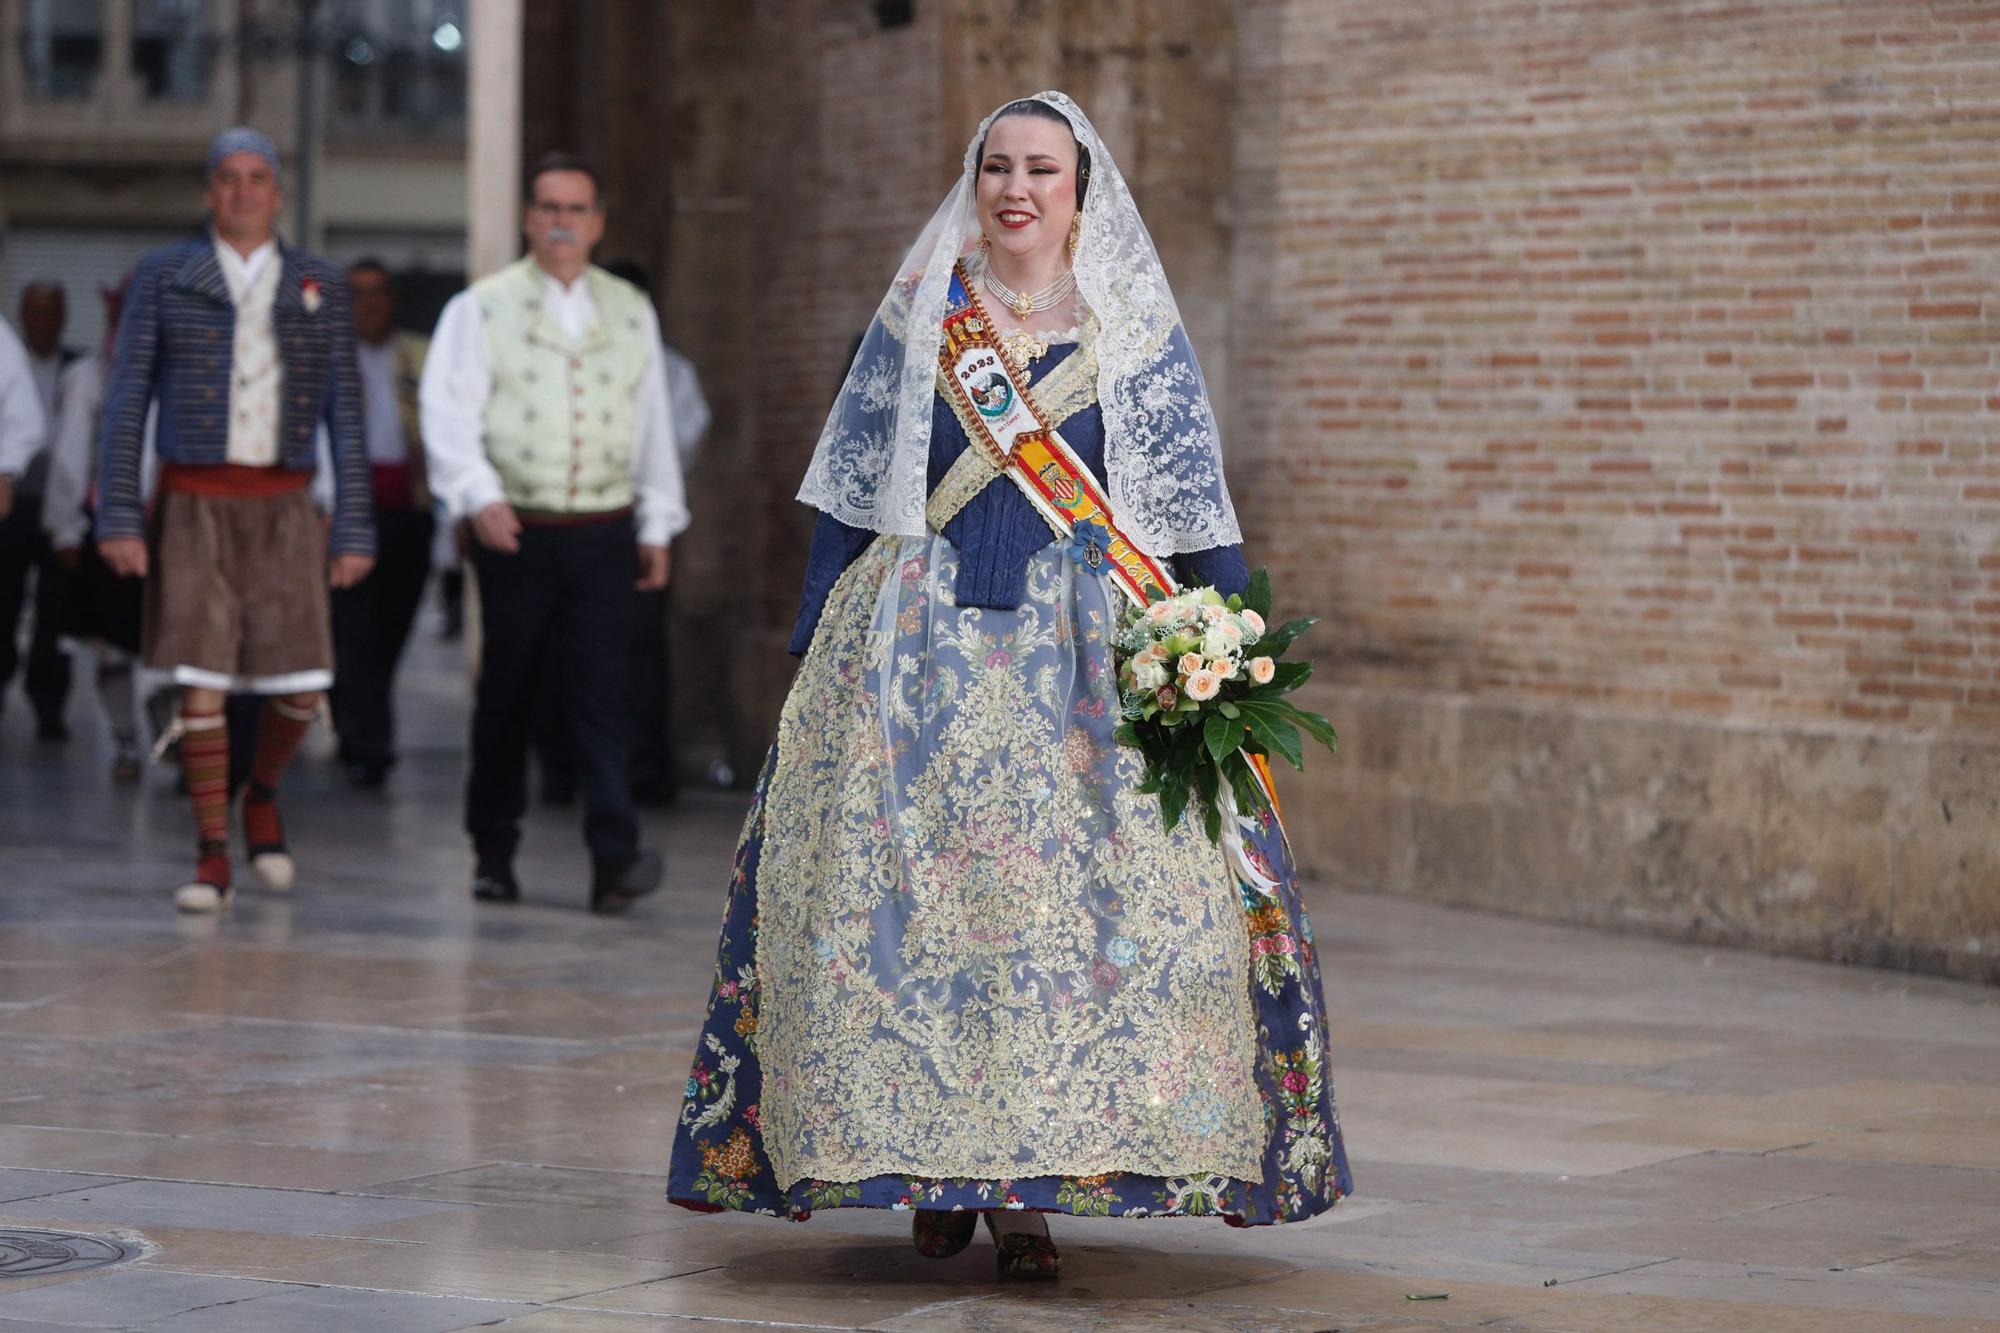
[1,226,197,352]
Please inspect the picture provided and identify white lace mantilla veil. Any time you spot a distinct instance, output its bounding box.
[794,90,1242,557]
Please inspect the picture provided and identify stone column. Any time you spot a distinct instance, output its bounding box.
[467,0,524,279]
[461,0,526,671]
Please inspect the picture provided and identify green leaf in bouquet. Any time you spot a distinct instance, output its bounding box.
[1203,710,1239,765]
[1236,699,1306,770]
[1193,760,1223,846]
[1266,660,1313,694]
[1113,722,1140,748]
[1252,616,1320,658]
[1194,756,1220,801]
[1278,700,1339,754]
[1243,567,1274,620]
[1160,780,1190,834]
[1218,701,1240,719]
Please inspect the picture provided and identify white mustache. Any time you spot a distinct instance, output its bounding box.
[547,226,580,244]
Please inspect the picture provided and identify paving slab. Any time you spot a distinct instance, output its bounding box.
[138,1283,532,1331]
[0,633,1993,1330]
[0,1270,308,1328]
[2,1179,470,1236]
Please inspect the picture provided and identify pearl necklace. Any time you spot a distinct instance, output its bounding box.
[980,256,1077,318]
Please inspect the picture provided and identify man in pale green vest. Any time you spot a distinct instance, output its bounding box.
[421,152,690,914]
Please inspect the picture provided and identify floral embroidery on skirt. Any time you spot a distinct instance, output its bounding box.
[668,536,1351,1224]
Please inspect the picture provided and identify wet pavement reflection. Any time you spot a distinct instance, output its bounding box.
[2,636,1997,1329]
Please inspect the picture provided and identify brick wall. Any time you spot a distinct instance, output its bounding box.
[541,1,953,774]
[555,0,1998,979]
[1230,0,2000,980]
[681,2,946,751]
[643,0,1239,773]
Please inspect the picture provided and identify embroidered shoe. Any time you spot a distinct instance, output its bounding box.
[985,1212,1060,1280]
[912,1208,978,1259]
[241,785,295,891]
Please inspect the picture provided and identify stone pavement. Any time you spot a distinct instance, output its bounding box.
[1,635,1996,1331]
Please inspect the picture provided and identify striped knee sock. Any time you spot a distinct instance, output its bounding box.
[249,697,317,794]
[177,712,230,888]
[243,697,316,851]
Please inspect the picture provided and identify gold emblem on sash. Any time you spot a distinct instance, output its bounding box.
[937,262,1175,611]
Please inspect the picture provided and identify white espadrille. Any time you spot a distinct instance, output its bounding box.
[249,851,296,891]
[173,882,231,914]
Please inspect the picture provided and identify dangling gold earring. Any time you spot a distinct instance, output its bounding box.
[1068,213,1082,259]
[977,233,992,255]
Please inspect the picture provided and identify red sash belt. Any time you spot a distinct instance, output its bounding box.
[159,463,312,499]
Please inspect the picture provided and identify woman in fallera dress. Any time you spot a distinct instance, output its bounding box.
[667,92,1351,1279]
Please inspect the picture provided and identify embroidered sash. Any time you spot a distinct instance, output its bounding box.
[935,263,1173,610]
[933,263,1290,874]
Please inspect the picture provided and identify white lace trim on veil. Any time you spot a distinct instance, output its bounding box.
[794,90,1241,557]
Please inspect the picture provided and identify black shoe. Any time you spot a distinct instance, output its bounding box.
[590,848,662,915]
[345,759,390,790]
[631,775,678,809]
[472,865,521,903]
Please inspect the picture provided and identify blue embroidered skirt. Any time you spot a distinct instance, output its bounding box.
[668,535,1351,1224]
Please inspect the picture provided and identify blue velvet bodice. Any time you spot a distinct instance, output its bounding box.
[789,341,1246,655]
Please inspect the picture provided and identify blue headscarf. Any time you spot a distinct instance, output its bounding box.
[206,127,281,181]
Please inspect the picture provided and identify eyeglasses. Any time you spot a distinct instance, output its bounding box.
[530,201,596,220]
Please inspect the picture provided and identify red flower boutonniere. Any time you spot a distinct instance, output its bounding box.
[301,277,323,315]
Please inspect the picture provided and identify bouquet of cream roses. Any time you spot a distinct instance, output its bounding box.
[1112,569,1336,844]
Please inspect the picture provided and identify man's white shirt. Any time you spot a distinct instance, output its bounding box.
[213,234,284,467]
[0,317,49,479]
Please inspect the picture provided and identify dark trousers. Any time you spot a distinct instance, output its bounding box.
[629,584,673,796]
[535,583,674,799]
[468,520,638,870]
[330,507,436,771]
[0,493,71,726]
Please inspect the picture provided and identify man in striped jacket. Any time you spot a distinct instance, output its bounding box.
[96,127,374,913]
